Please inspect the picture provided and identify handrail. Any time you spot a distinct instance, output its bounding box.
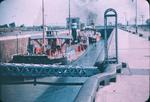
[74,64,122,102]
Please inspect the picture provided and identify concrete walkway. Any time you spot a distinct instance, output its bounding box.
[95,29,150,102]
[126,26,150,40]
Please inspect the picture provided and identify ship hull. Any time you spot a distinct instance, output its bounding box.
[10,55,68,65]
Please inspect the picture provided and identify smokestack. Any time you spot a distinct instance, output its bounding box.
[71,18,79,43]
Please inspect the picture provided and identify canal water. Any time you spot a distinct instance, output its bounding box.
[1,77,87,102]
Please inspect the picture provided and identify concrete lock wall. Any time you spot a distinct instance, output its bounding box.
[0,36,29,62]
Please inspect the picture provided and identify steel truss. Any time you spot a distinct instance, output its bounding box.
[0,63,100,77]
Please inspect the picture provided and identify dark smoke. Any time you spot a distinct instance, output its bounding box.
[0,0,4,3]
[73,0,99,25]
[86,11,98,25]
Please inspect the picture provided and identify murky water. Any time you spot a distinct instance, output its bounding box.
[0,77,87,102]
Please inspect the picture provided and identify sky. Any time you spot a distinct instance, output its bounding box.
[0,0,149,26]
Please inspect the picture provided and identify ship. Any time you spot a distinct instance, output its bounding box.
[10,27,101,65]
[9,0,101,65]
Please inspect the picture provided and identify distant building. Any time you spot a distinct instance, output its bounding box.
[0,24,8,28]
[9,22,16,28]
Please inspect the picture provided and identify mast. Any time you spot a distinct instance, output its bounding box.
[69,0,71,35]
[42,0,45,53]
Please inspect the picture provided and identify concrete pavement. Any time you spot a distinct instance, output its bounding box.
[95,29,150,102]
[125,26,150,40]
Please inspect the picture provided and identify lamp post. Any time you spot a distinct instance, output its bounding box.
[124,12,127,29]
[135,0,138,33]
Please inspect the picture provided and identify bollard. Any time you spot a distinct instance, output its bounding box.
[109,77,116,82]
[148,36,150,41]
[116,69,121,73]
[122,62,127,68]
[100,80,105,86]
[139,34,142,37]
[132,32,136,34]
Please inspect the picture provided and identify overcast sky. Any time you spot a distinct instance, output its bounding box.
[0,0,149,26]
